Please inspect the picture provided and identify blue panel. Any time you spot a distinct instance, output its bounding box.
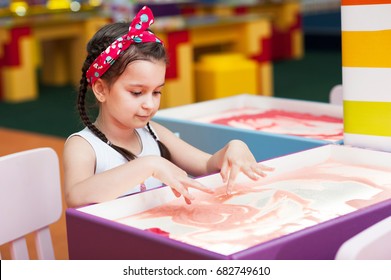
[154,117,329,162]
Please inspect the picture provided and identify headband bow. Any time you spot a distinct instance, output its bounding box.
[86,6,163,85]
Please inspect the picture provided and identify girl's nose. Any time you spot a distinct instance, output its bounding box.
[142,94,155,108]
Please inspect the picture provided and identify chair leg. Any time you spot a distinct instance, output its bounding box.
[10,237,29,260]
[35,227,55,260]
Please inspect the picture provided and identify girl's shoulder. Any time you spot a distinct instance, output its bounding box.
[66,127,107,148]
[67,127,95,141]
[64,127,100,158]
[63,128,96,167]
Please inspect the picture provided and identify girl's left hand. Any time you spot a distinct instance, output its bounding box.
[220,140,274,194]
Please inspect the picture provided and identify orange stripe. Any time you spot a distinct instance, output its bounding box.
[342,30,391,68]
[342,0,391,5]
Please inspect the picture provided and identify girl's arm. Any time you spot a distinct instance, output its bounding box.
[63,135,209,208]
[151,121,213,176]
[152,121,274,193]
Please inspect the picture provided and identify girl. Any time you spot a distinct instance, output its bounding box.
[63,6,273,208]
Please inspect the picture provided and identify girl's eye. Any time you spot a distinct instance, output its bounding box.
[153,91,162,95]
[131,91,142,96]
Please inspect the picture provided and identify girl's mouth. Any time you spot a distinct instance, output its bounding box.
[137,115,150,121]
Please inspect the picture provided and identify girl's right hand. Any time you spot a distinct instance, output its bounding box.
[152,157,214,204]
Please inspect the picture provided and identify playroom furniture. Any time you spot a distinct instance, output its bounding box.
[0,147,62,259]
[153,94,343,162]
[335,216,391,260]
[180,0,303,60]
[329,84,342,105]
[0,11,109,102]
[194,52,258,101]
[341,0,391,153]
[66,145,391,260]
[154,13,273,108]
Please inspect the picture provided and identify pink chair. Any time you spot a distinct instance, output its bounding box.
[335,216,391,259]
[0,148,62,259]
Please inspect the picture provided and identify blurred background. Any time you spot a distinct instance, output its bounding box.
[0,0,342,138]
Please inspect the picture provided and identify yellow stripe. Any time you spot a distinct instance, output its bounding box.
[342,30,391,68]
[344,101,391,136]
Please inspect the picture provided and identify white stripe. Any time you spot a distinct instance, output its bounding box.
[344,133,391,153]
[342,67,391,102]
[341,4,391,31]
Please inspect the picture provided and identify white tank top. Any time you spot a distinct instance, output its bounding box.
[67,126,163,196]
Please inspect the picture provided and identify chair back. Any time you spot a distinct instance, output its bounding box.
[329,84,343,105]
[335,216,391,259]
[0,147,62,259]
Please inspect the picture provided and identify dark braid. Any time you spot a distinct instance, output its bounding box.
[78,56,137,161]
[77,22,171,162]
[147,122,171,160]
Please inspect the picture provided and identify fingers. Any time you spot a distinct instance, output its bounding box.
[174,184,195,202]
[184,197,192,205]
[170,188,182,198]
[170,178,214,204]
[224,162,275,194]
[243,163,274,180]
[258,163,275,172]
[241,165,262,180]
[220,160,229,183]
[169,162,274,202]
[187,179,215,194]
[226,164,240,195]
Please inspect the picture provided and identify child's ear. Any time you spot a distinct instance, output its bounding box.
[91,79,107,103]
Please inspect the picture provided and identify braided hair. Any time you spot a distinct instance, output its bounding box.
[78,22,171,161]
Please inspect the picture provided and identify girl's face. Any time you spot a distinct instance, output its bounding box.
[101,59,166,130]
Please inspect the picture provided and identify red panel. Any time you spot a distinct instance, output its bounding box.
[270,12,301,60]
[234,6,249,15]
[165,30,190,80]
[342,0,391,5]
[251,37,272,63]
[3,27,31,66]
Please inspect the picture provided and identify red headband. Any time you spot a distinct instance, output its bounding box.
[86,6,163,85]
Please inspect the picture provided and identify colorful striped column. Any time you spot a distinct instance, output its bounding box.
[342,0,391,152]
